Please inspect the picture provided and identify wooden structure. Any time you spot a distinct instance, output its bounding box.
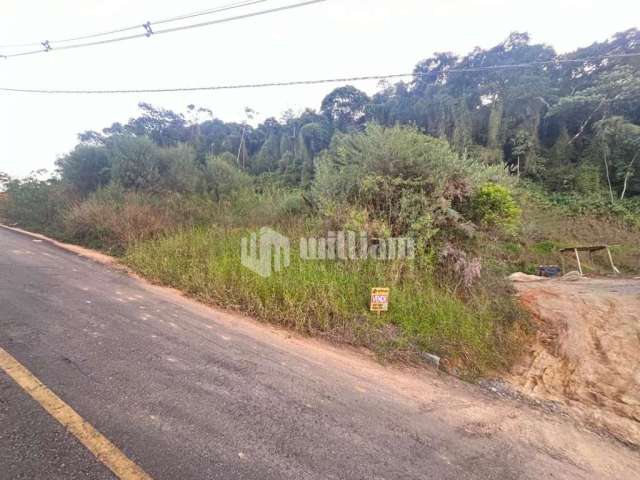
[559,245,620,276]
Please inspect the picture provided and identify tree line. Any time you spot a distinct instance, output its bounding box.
[3,29,639,202]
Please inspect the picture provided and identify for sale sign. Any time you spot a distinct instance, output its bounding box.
[370,288,390,312]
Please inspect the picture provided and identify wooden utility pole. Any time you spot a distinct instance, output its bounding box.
[236,125,247,169]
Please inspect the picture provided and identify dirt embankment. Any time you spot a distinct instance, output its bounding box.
[509,274,640,447]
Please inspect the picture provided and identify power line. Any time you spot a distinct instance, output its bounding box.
[0,0,326,58]
[152,0,269,26]
[0,74,410,94]
[1,52,639,94]
[0,0,271,49]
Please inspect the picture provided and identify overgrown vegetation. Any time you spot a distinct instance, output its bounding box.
[1,30,639,376]
[125,226,520,374]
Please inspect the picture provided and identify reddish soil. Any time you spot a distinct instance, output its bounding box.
[509,273,640,447]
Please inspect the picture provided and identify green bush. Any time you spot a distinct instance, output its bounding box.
[275,191,311,217]
[108,136,163,191]
[56,144,112,195]
[107,137,204,194]
[471,183,521,231]
[156,144,202,194]
[3,176,72,237]
[313,124,508,241]
[203,155,252,201]
[574,164,602,195]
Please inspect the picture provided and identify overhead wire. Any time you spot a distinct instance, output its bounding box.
[0,0,271,49]
[0,0,326,57]
[1,52,639,94]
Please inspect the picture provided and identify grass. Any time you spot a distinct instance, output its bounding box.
[119,187,638,376]
[6,181,637,377]
[124,226,517,376]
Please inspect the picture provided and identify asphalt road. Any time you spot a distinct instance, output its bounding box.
[0,226,638,479]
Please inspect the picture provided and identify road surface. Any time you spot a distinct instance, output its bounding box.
[1,226,638,479]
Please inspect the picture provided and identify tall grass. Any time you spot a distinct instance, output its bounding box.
[60,185,311,254]
[125,226,517,375]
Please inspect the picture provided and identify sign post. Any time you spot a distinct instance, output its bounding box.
[370,288,390,315]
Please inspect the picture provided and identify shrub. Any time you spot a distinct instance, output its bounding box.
[3,176,72,237]
[56,144,112,195]
[471,183,521,231]
[108,136,162,191]
[203,155,252,201]
[156,144,201,194]
[313,124,508,241]
[64,186,182,252]
[275,191,311,217]
[574,164,602,195]
[106,136,204,195]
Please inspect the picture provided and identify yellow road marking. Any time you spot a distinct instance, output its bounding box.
[0,347,153,480]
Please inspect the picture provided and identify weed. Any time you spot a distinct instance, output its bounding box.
[125,226,523,375]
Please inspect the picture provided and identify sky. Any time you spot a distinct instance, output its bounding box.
[0,0,638,178]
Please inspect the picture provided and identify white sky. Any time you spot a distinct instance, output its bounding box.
[1,0,638,178]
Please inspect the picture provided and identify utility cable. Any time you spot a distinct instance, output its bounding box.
[1,52,639,94]
[0,0,271,49]
[0,0,325,57]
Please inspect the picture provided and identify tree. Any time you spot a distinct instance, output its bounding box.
[505,131,535,177]
[0,171,10,191]
[2,176,69,235]
[155,144,201,194]
[50,29,640,200]
[107,136,162,191]
[125,103,190,147]
[412,52,458,92]
[78,103,192,148]
[203,155,251,201]
[56,145,111,195]
[321,85,370,132]
[299,122,332,157]
[594,117,640,199]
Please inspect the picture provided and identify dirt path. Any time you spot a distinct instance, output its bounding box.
[509,273,640,448]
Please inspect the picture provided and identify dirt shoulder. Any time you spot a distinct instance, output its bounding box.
[509,273,640,447]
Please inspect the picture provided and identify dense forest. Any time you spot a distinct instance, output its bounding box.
[2,29,639,374]
[43,28,640,200]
